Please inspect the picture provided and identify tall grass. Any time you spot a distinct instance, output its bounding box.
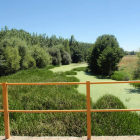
[0,68,87,136]
[0,69,140,136]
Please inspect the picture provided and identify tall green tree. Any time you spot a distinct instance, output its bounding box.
[30,45,51,68]
[89,35,124,75]
[63,39,70,54]
[3,46,21,74]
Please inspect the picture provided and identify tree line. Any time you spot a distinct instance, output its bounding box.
[0,26,92,76]
[0,26,128,77]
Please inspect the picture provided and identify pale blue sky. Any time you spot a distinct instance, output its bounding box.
[0,0,140,51]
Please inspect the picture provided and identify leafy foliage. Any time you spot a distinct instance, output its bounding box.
[88,35,124,75]
[3,46,21,73]
[130,52,140,87]
[111,71,130,81]
[0,68,87,136]
[30,45,51,68]
[48,47,61,65]
[92,94,140,136]
[69,35,92,63]
[64,71,77,75]
[72,67,89,72]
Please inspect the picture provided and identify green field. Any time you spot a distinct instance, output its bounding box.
[50,62,140,110]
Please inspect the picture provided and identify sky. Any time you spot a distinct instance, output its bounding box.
[0,0,140,51]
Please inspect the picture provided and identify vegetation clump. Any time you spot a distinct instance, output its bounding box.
[0,27,93,77]
[92,94,140,136]
[65,71,77,75]
[111,71,130,81]
[72,67,89,72]
[0,68,86,136]
[0,70,140,136]
[88,35,124,76]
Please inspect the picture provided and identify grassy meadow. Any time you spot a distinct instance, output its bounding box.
[111,55,138,80]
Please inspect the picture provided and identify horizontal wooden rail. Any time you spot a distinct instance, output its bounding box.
[91,109,140,112]
[1,80,140,140]
[90,81,140,84]
[8,110,87,113]
[6,82,86,85]
[0,80,139,86]
[1,109,140,113]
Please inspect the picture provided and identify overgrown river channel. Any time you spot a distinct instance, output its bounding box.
[50,63,140,110]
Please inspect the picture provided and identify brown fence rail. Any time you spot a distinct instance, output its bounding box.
[1,81,140,140]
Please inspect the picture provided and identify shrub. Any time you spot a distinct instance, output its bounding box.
[92,94,140,135]
[46,65,55,69]
[72,67,89,72]
[65,71,77,75]
[111,71,130,81]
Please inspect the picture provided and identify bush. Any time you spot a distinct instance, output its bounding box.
[46,65,55,69]
[111,71,130,81]
[72,67,89,72]
[65,71,77,75]
[92,94,140,135]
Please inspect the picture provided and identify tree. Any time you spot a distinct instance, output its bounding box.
[48,47,61,65]
[63,39,70,54]
[31,45,51,68]
[3,46,21,74]
[88,35,124,75]
[86,44,94,63]
[61,51,71,65]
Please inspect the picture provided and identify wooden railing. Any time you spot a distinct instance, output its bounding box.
[1,81,140,140]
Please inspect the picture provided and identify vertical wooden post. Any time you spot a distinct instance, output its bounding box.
[2,82,10,139]
[86,81,91,140]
